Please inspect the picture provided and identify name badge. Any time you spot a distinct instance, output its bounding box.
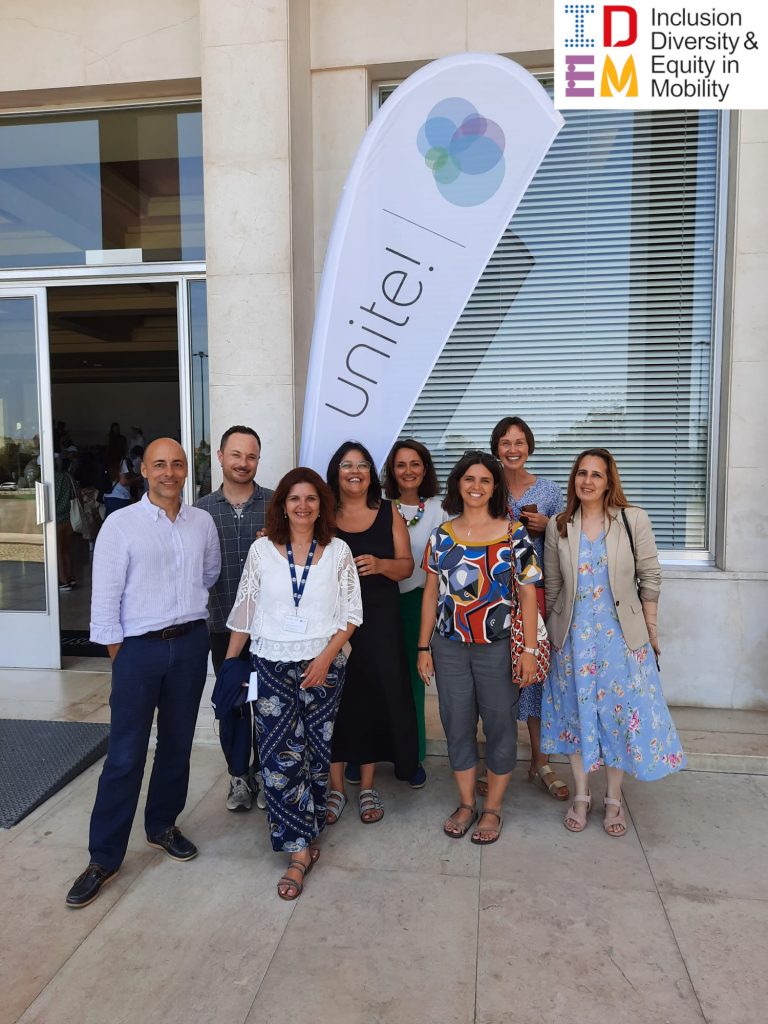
[283,614,309,635]
[247,671,259,701]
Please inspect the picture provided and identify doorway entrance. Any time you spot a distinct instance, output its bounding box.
[0,275,207,668]
[48,282,180,645]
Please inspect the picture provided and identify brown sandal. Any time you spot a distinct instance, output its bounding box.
[471,808,503,845]
[443,803,478,839]
[277,850,317,901]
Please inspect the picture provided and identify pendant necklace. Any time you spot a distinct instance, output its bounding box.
[395,497,425,528]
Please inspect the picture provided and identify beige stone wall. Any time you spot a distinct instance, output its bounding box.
[309,0,553,69]
[200,0,298,486]
[0,0,200,98]
[724,112,768,575]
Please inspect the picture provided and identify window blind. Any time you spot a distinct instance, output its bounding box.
[400,92,720,551]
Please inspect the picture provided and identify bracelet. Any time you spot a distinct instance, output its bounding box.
[417,645,431,652]
[522,646,539,655]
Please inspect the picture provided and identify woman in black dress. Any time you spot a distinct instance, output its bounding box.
[325,441,419,824]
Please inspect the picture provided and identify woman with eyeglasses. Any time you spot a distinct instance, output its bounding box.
[417,451,542,844]
[324,441,419,825]
[483,416,570,803]
[541,449,685,837]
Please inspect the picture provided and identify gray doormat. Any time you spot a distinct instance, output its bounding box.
[0,719,110,829]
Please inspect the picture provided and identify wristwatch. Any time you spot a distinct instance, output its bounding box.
[417,645,431,652]
[522,646,539,655]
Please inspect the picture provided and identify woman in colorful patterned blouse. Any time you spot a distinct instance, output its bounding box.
[417,451,541,845]
[487,415,570,802]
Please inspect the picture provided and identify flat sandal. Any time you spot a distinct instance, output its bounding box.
[564,793,592,833]
[277,856,314,901]
[471,808,503,845]
[529,763,569,801]
[359,788,384,824]
[325,789,346,825]
[443,803,478,839]
[603,796,627,838]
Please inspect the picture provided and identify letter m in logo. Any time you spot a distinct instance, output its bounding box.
[600,54,638,97]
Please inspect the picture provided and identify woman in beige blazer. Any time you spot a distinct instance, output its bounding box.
[541,449,685,837]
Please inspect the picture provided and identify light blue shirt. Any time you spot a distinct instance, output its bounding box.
[90,493,221,645]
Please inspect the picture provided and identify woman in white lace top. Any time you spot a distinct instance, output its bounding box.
[225,467,362,900]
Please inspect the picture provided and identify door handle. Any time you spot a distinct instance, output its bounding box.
[35,481,48,525]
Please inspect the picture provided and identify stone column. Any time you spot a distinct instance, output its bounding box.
[200,0,313,486]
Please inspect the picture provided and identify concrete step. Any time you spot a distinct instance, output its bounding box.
[423,694,768,776]
[191,683,768,777]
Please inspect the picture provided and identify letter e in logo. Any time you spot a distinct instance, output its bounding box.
[603,5,637,47]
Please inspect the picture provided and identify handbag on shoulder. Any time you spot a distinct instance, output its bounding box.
[510,571,550,686]
[68,474,84,534]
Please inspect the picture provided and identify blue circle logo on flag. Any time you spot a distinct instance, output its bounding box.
[417,98,506,207]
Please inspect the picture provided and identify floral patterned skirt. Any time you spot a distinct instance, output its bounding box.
[541,630,686,779]
[541,533,685,780]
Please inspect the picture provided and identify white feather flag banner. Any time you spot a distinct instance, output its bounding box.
[300,53,564,473]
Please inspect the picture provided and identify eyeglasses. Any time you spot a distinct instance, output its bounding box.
[339,460,372,472]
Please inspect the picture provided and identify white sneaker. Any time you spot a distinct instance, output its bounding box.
[226,774,252,812]
[253,772,267,811]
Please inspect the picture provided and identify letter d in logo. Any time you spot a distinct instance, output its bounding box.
[603,5,637,47]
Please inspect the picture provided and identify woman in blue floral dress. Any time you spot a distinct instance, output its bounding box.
[487,415,569,802]
[541,449,685,836]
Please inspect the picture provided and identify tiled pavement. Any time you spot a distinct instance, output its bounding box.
[1,663,767,1024]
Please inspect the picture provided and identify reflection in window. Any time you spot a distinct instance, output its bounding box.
[0,298,46,611]
[0,105,204,268]
[189,282,210,498]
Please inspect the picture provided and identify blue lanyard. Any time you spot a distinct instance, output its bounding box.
[286,538,317,610]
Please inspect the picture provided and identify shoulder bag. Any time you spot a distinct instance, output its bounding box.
[619,507,641,602]
[68,474,84,534]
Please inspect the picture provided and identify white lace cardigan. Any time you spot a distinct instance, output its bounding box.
[226,536,363,661]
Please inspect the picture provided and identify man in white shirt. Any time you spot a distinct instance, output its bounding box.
[65,438,221,908]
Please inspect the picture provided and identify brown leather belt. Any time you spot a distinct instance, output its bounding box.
[141,619,205,640]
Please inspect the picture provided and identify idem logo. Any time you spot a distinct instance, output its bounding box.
[564,3,639,99]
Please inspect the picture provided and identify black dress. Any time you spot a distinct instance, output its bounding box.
[332,502,419,780]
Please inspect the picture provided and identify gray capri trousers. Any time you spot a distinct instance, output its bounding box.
[430,633,519,775]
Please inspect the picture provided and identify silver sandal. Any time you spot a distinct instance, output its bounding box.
[358,788,384,824]
[326,789,347,825]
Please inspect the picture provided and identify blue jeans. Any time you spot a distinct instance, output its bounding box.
[88,621,209,871]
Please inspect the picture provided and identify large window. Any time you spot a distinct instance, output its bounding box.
[398,86,722,553]
[0,104,204,268]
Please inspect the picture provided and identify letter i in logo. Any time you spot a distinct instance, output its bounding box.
[563,4,596,98]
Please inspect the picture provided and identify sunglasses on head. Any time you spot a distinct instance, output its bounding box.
[462,449,501,464]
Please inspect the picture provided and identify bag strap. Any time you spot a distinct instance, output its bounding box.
[619,507,641,598]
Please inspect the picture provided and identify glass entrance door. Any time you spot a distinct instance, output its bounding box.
[0,289,60,667]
